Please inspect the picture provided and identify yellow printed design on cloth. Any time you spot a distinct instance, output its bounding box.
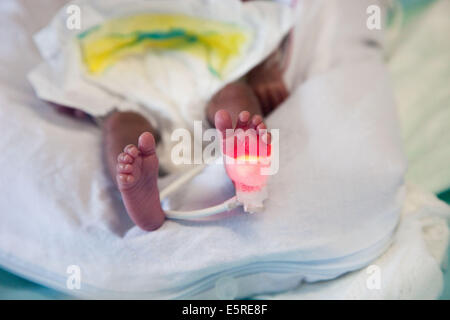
[78,13,251,77]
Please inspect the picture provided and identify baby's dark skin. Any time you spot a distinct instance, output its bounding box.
[57,47,289,230]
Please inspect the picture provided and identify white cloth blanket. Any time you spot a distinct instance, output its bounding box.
[0,0,448,299]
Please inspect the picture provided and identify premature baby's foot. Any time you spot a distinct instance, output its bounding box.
[116,132,165,231]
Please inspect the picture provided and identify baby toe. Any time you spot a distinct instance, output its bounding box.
[117,163,133,174]
[250,114,263,130]
[214,109,233,138]
[124,144,140,158]
[236,111,250,129]
[256,122,267,132]
[118,152,134,164]
[138,132,156,156]
[261,131,272,145]
[117,173,135,185]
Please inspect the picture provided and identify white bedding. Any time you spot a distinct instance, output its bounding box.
[0,0,448,299]
[257,183,450,299]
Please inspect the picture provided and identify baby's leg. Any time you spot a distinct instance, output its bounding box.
[246,49,289,115]
[102,111,165,231]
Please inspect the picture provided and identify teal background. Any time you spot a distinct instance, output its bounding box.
[438,190,450,299]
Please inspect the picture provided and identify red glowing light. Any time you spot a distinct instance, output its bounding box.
[222,130,271,192]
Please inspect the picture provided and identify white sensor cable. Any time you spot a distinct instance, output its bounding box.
[159,164,242,220]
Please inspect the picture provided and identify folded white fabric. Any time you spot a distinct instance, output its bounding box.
[0,0,447,299]
[256,183,450,299]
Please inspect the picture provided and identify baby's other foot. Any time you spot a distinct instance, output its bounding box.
[116,132,165,231]
[247,64,289,115]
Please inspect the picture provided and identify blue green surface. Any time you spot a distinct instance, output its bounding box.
[0,268,68,300]
[437,190,450,299]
